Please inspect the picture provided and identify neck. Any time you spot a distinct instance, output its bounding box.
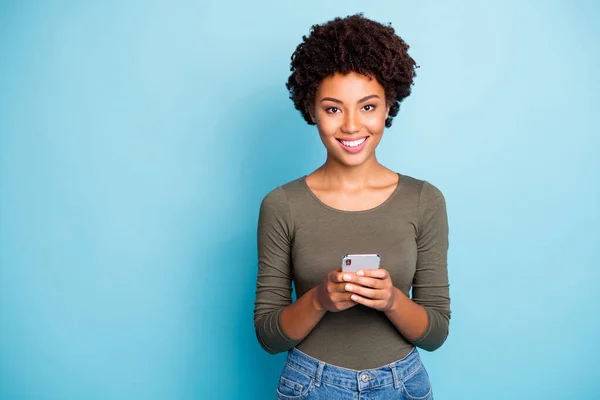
[318,153,382,189]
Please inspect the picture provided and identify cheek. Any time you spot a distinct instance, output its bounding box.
[317,117,339,137]
[364,114,386,133]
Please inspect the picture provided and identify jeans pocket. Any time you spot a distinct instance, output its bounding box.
[276,363,314,399]
[400,363,432,400]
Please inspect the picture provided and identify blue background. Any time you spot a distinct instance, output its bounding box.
[1,1,599,399]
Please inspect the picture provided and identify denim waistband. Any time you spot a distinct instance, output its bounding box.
[285,347,423,391]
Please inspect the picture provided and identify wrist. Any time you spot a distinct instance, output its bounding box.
[384,287,402,314]
[311,287,326,313]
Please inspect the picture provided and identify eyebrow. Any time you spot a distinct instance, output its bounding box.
[319,94,381,104]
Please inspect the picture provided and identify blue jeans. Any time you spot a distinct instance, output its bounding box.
[276,347,433,399]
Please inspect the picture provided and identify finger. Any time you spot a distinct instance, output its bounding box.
[330,269,346,283]
[336,301,357,311]
[339,272,363,283]
[344,283,385,300]
[328,282,349,293]
[349,294,384,309]
[358,268,389,279]
[334,292,357,302]
[348,276,384,289]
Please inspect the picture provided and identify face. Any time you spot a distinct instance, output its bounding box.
[309,71,390,168]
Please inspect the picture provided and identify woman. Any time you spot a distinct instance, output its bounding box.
[254,13,450,400]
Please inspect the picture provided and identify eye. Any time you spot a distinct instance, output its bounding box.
[363,104,376,112]
[325,107,340,114]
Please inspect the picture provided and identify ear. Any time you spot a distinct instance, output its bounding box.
[309,109,316,124]
[385,104,390,120]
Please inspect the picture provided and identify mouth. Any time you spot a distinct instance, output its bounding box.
[336,136,369,153]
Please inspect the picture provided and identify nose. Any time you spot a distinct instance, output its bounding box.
[341,110,361,134]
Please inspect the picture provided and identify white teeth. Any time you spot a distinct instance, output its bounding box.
[340,138,366,147]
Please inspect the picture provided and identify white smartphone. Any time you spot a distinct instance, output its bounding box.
[341,253,380,273]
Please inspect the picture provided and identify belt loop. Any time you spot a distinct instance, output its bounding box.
[314,361,325,387]
[390,361,401,389]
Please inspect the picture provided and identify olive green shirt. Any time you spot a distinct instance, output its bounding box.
[253,173,450,369]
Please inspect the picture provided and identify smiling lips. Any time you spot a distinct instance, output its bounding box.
[336,136,369,153]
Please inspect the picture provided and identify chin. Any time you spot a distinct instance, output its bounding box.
[330,151,373,167]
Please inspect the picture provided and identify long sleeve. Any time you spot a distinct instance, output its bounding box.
[407,181,451,351]
[253,187,302,354]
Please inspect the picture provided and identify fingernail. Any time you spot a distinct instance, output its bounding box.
[357,270,364,276]
[351,295,358,301]
[345,284,353,291]
[343,274,351,281]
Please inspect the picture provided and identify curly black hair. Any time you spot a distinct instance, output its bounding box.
[286,13,418,128]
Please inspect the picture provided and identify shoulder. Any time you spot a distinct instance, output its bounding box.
[396,173,444,198]
[396,173,446,212]
[260,176,306,213]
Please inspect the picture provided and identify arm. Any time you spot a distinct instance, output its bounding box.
[279,287,326,342]
[383,288,430,342]
[253,187,302,354]
[401,181,451,351]
[281,268,357,341]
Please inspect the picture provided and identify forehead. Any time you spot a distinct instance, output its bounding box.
[316,71,385,100]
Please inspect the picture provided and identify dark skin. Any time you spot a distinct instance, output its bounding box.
[280,71,429,342]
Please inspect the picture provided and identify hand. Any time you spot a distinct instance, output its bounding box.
[342,268,397,312]
[314,268,357,312]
